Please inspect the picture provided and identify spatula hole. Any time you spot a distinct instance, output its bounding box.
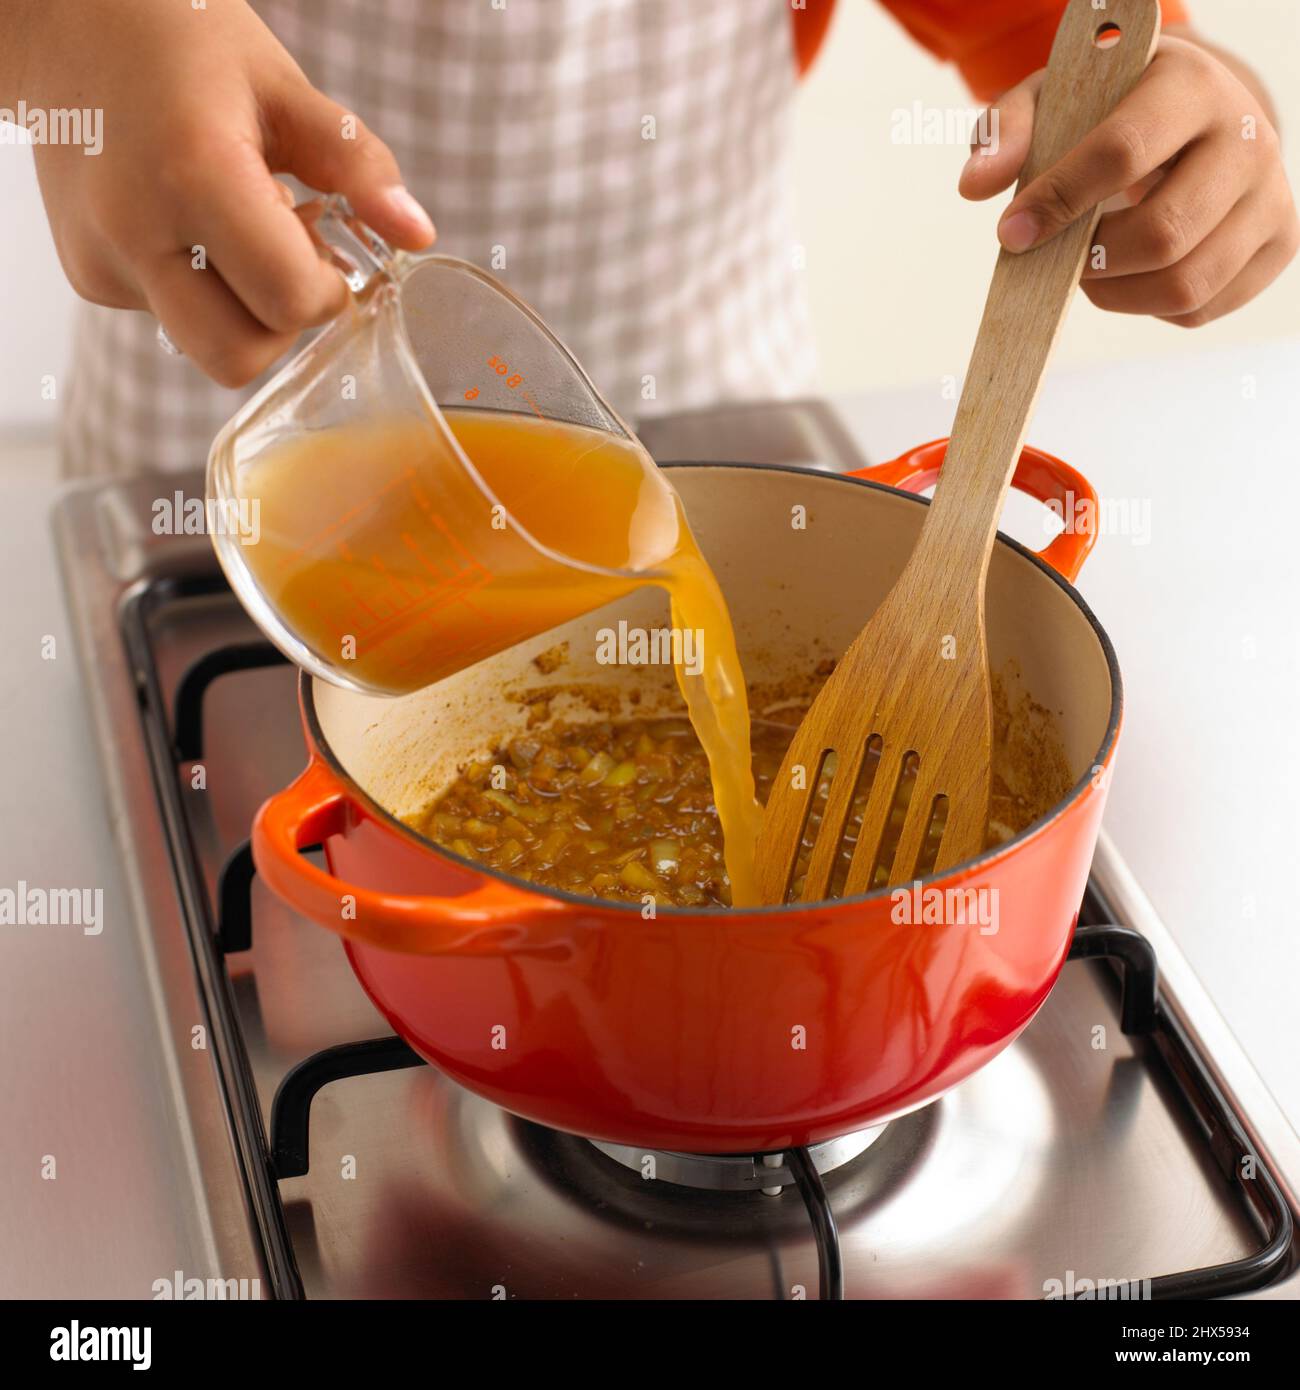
[827,735,883,897]
[914,794,950,879]
[866,751,920,891]
[1094,22,1122,50]
[787,746,836,903]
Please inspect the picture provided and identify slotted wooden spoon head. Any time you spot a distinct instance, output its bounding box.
[755,0,1160,905]
[756,535,995,903]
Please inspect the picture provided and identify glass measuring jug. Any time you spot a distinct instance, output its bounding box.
[206,196,684,697]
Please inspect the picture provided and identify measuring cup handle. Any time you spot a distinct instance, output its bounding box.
[300,194,398,293]
[850,438,1099,583]
[252,759,571,956]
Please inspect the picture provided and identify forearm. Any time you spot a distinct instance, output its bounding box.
[1165,22,1279,131]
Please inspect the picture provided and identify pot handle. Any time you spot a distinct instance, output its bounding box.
[849,437,1097,582]
[252,759,571,956]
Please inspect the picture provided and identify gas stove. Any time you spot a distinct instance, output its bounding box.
[50,401,1300,1301]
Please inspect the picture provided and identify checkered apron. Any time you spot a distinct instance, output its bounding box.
[60,0,816,478]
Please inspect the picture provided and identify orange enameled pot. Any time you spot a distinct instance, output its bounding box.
[252,441,1121,1153]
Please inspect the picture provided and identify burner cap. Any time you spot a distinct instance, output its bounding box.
[588,1127,885,1194]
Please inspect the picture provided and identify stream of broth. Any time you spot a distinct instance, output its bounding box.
[237,409,764,905]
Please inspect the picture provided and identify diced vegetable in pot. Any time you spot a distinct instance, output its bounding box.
[406,709,1053,909]
[406,717,740,906]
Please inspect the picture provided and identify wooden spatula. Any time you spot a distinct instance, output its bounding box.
[755,0,1159,905]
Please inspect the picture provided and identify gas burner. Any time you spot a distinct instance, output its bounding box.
[588,1128,885,1194]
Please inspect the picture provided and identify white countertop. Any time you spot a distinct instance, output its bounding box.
[834,336,1300,1130]
[0,474,207,1295]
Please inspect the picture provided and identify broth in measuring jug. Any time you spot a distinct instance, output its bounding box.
[237,409,764,905]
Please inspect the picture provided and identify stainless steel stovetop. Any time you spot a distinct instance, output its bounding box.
[51,401,1300,1300]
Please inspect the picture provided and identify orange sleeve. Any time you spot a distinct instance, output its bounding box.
[792,0,839,76]
[872,1,1190,99]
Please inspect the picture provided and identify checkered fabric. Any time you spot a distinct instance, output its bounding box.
[61,0,816,478]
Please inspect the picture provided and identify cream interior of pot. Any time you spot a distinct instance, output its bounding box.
[313,465,1116,833]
